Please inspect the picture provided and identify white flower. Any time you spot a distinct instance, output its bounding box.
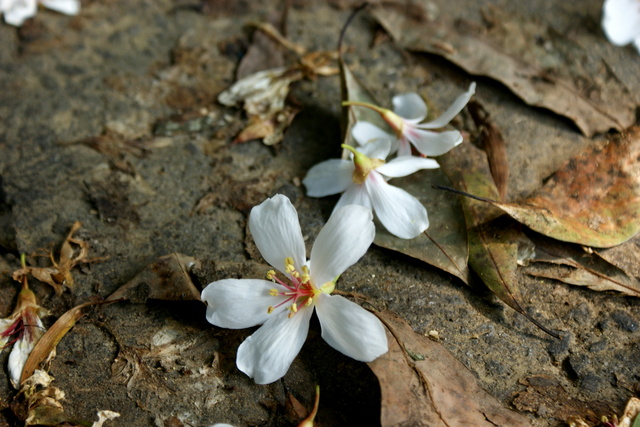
[0,282,47,388]
[602,0,640,53]
[201,195,388,385]
[303,139,439,239]
[1,0,80,27]
[346,83,475,157]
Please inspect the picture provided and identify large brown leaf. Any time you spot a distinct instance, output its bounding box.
[523,236,640,297]
[460,127,640,248]
[368,310,532,427]
[440,143,558,337]
[370,5,635,136]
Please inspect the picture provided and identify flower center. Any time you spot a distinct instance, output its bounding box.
[341,144,385,184]
[266,257,322,318]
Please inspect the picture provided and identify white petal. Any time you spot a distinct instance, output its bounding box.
[3,0,36,26]
[358,137,391,160]
[8,340,30,388]
[236,307,313,384]
[302,159,353,197]
[366,172,429,239]
[249,194,306,275]
[333,184,372,212]
[406,128,463,157]
[376,155,440,178]
[395,138,412,157]
[316,294,387,361]
[40,0,80,15]
[602,0,640,46]
[392,93,427,122]
[418,83,476,129]
[201,279,288,329]
[309,204,374,286]
[352,121,393,146]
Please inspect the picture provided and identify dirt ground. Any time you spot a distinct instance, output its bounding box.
[0,0,638,426]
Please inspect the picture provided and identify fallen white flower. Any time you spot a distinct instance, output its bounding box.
[1,0,80,27]
[303,139,438,239]
[602,0,640,53]
[201,194,387,384]
[346,83,475,157]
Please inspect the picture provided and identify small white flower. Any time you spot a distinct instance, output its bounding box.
[303,139,439,239]
[201,195,387,385]
[602,0,640,53]
[346,83,475,157]
[1,0,80,27]
[0,282,47,388]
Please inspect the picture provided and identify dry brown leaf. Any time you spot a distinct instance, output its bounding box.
[523,237,640,297]
[439,143,559,337]
[106,253,201,303]
[368,310,532,427]
[20,301,97,384]
[466,127,640,248]
[512,375,613,425]
[13,222,104,294]
[371,5,635,136]
[468,100,509,200]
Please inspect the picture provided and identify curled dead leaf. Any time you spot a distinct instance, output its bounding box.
[368,310,532,426]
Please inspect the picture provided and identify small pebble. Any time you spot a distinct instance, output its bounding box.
[611,310,638,332]
[547,331,571,355]
[587,339,607,353]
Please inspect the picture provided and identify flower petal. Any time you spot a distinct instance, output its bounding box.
[358,137,392,160]
[333,184,372,211]
[40,0,80,15]
[249,194,306,275]
[309,204,374,286]
[201,279,288,329]
[302,159,353,197]
[236,307,313,384]
[602,0,640,46]
[2,0,37,26]
[392,93,427,122]
[352,121,393,146]
[406,128,463,157]
[366,172,429,239]
[376,155,440,178]
[316,294,387,361]
[418,83,476,129]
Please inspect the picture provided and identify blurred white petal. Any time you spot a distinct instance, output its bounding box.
[392,92,427,122]
[376,155,440,178]
[303,159,353,197]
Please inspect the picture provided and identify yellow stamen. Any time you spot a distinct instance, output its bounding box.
[285,257,296,273]
[266,270,276,280]
[290,303,298,313]
[305,297,313,306]
[269,288,279,296]
[267,306,275,314]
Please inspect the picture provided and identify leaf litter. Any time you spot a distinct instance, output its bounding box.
[370,3,636,136]
[368,309,532,427]
[443,127,640,248]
